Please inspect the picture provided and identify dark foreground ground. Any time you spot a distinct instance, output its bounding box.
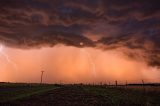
[0,83,160,106]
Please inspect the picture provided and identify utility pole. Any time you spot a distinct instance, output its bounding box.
[40,71,44,84]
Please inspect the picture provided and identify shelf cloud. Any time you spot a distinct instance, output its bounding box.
[0,0,160,67]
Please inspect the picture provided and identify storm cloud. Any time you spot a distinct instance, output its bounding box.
[0,0,160,66]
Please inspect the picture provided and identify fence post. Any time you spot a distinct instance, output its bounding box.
[115,80,118,86]
[125,80,128,88]
[142,80,146,93]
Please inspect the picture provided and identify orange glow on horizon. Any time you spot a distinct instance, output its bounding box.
[0,45,159,84]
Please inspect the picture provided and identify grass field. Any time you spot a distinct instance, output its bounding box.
[83,85,160,106]
[0,82,59,103]
[0,83,160,106]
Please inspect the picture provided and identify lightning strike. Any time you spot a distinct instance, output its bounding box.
[0,45,18,71]
[80,42,97,77]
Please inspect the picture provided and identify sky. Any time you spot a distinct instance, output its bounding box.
[0,0,160,84]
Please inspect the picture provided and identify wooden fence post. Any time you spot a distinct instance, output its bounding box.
[115,80,118,86]
[125,80,128,88]
[142,80,146,92]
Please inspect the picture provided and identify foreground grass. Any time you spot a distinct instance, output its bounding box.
[0,83,159,106]
[0,83,59,103]
[83,85,160,106]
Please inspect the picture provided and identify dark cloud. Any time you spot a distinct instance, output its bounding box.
[97,32,160,67]
[0,0,160,66]
[0,24,95,48]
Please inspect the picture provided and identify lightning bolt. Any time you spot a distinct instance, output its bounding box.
[0,45,18,71]
[81,49,97,77]
[80,42,96,77]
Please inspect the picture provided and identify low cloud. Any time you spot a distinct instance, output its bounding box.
[0,0,160,67]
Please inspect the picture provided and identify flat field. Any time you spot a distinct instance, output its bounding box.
[0,83,160,106]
